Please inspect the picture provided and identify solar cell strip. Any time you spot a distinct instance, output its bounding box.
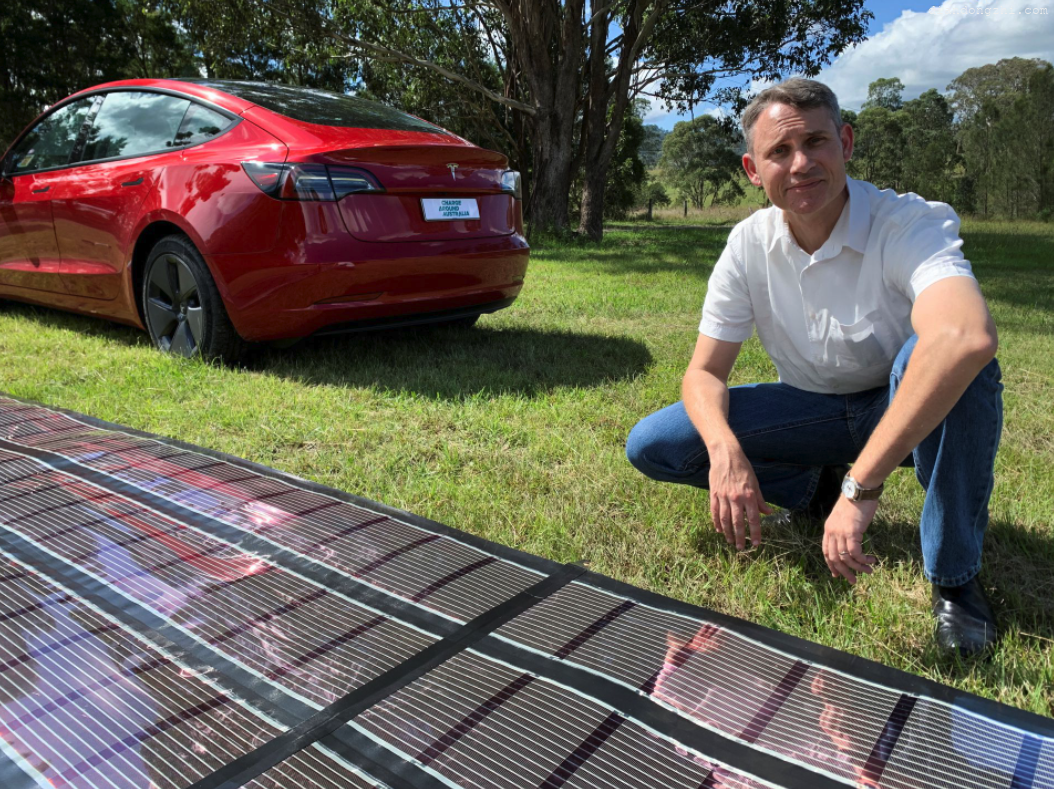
[1011,735,1043,789]
[418,673,535,765]
[0,623,120,674]
[410,557,498,603]
[0,593,72,621]
[267,615,388,681]
[2,656,173,730]
[209,588,331,645]
[354,534,442,577]
[539,709,625,788]
[185,562,588,789]
[861,693,916,784]
[554,599,636,660]
[639,624,720,695]
[740,661,809,744]
[54,693,230,782]
[302,515,388,554]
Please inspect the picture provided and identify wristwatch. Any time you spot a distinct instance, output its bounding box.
[841,473,884,502]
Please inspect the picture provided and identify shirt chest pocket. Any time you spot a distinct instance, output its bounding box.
[828,311,891,369]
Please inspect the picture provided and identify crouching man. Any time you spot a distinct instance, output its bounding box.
[626,77,1002,656]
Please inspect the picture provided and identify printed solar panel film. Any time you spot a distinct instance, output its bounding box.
[353,650,772,789]
[0,394,1052,789]
[0,554,285,789]
[494,580,1054,788]
[0,398,544,623]
[242,744,382,789]
[0,447,437,707]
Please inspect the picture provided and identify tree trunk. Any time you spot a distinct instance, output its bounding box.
[576,0,652,241]
[498,0,585,239]
[527,106,577,239]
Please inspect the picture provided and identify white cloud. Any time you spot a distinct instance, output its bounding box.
[818,0,1054,110]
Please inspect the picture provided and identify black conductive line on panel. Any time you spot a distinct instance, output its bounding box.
[186,562,590,789]
[861,694,917,785]
[740,661,809,744]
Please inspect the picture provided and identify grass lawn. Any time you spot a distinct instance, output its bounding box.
[1,216,1052,716]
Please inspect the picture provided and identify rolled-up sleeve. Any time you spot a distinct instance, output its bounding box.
[884,201,975,301]
[700,233,754,342]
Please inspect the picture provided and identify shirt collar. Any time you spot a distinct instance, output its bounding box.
[766,175,871,256]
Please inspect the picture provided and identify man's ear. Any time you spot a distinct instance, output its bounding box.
[742,152,762,188]
[840,121,854,163]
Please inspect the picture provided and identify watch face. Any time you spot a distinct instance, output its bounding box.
[841,477,857,499]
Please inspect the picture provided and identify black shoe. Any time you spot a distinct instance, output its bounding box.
[931,576,998,657]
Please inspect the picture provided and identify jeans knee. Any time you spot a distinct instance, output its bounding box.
[626,407,709,483]
[625,416,659,475]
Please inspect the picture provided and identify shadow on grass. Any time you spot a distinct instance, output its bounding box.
[0,302,653,397]
[250,324,653,398]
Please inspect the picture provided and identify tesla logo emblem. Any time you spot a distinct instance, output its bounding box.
[447,163,459,180]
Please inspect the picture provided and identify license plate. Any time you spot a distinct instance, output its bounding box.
[421,198,480,222]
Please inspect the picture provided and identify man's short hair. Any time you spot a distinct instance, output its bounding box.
[740,78,843,154]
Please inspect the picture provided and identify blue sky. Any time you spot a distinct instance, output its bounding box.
[645,0,1054,129]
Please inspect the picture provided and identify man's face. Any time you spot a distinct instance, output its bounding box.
[742,103,853,218]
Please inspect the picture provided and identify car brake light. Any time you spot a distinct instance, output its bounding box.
[242,162,383,200]
[501,170,522,200]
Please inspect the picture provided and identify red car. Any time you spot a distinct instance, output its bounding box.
[0,79,528,360]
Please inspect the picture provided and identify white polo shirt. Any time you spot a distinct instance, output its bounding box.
[700,176,976,394]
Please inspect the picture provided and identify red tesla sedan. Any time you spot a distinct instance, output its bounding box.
[0,79,528,360]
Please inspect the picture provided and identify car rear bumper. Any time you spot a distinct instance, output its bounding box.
[207,217,529,341]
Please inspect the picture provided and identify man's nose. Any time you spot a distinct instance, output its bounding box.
[791,147,813,174]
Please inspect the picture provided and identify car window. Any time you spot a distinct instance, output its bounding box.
[173,103,234,147]
[80,91,191,162]
[183,79,447,134]
[7,98,95,174]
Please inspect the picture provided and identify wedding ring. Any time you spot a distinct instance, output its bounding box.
[838,551,850,556]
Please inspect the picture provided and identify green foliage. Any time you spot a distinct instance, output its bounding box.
[601,111,648,220]
[639,125,668,169]
[949,58,1054,218]
[862,77,905,111]
[658,115,743,209]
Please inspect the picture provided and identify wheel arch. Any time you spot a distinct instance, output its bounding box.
[129,216,217,327]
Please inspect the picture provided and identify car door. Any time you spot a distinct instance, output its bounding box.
[0,98,95,294]
[53,90,196,301]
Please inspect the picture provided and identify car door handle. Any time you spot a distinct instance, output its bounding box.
[121,177,144,187]
[31,186,50,193]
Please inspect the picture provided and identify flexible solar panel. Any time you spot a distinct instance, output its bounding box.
[0,393,1050,789]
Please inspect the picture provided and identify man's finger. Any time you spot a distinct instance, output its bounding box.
[838,540,877,575]
[719,498,736,545]
[731,499,747,550]
[746,498,762,548]
[711,497,723,533]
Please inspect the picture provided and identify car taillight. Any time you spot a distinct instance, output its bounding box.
[501,170,522,200]
[242,162,383,200]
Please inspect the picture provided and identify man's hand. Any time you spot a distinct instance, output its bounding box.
[708,446,773,550]
[822,497,879,584]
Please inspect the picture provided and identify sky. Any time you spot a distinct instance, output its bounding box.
[644,0,1054,129]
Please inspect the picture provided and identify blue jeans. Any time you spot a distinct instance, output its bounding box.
[626,336,1004,586]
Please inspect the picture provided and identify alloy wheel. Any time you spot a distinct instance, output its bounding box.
[145,253,205,357]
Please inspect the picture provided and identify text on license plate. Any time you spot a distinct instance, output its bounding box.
[421,198,480,221]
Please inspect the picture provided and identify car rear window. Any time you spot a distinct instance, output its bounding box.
[183,79,447,134]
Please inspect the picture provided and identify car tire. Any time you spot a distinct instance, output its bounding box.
[142,235,247,363]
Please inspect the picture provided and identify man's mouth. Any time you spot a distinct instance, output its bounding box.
[788,179,822,192]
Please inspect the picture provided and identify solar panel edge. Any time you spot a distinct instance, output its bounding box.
[0,393,557,579]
